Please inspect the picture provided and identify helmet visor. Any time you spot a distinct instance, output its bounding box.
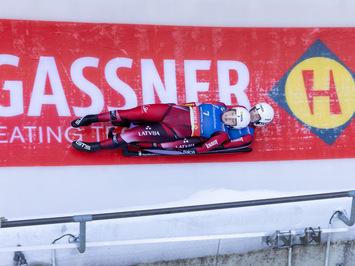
[222,107,250,129]
[249,106,261,124]
[221,109,238,126]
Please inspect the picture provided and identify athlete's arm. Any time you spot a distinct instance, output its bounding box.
[182,131,229,154]
[111,104,173,122]
[222,134,253,149]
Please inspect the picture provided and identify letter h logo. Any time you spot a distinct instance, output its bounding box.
[302,70,342,115]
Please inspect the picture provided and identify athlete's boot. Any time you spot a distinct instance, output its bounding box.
[71,115,99,128]
[72,134,126,153]
[108,127,115,138]
[72,141,102,153]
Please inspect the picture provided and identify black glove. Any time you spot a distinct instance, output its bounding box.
[182,148,197,155]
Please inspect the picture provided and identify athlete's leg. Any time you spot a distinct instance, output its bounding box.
[71,104,172,128]
[108,106,194,151]
[162,105,192,137]
[72,122,179,152]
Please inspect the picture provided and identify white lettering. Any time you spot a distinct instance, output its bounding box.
[91,125,103,142]
[0,55,252,118]
[105,58,137,110]
[205,139,218,149]
[217,61,251,109]
[185,60,211,102]
[65,127,82,142]
[71,57,104,116]
[137,131,161,136]
[75,141,91,151]
[0,126,8,143]
[28,57,71,116]
[23,126,36,142]
[0,55,23,117]
[176,144,196,149]
[142,59,177,104]
[39,126,43,143]
[231,137,243,142]
[47,126,61,143]
[10,126,25,143]
[0,125,88,144]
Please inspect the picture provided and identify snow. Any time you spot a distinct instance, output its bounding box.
[1,159,354,219]
[0,0,354,265]
[0,188,354,265]
[1,160,355,264]
[1,0,355,27]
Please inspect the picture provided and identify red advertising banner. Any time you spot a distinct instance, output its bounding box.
[0,19,354,166]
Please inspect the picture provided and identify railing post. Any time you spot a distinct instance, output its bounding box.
[73,215,92,253]
[338,190,355,226]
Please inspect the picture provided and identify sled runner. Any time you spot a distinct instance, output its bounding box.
[121,145,252,157]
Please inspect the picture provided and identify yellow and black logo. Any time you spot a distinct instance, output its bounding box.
[268,39,355,145]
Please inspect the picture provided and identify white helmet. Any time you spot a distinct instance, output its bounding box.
[250,103,274,126]
[223,107,251,129]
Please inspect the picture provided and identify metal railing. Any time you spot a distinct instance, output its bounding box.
[2,190,355,253]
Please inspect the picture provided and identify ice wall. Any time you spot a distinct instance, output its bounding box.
[0,0,354,221]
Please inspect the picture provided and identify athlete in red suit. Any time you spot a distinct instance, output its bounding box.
[71,102,274,154]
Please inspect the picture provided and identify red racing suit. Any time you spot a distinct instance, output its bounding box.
[98,102,253,153]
